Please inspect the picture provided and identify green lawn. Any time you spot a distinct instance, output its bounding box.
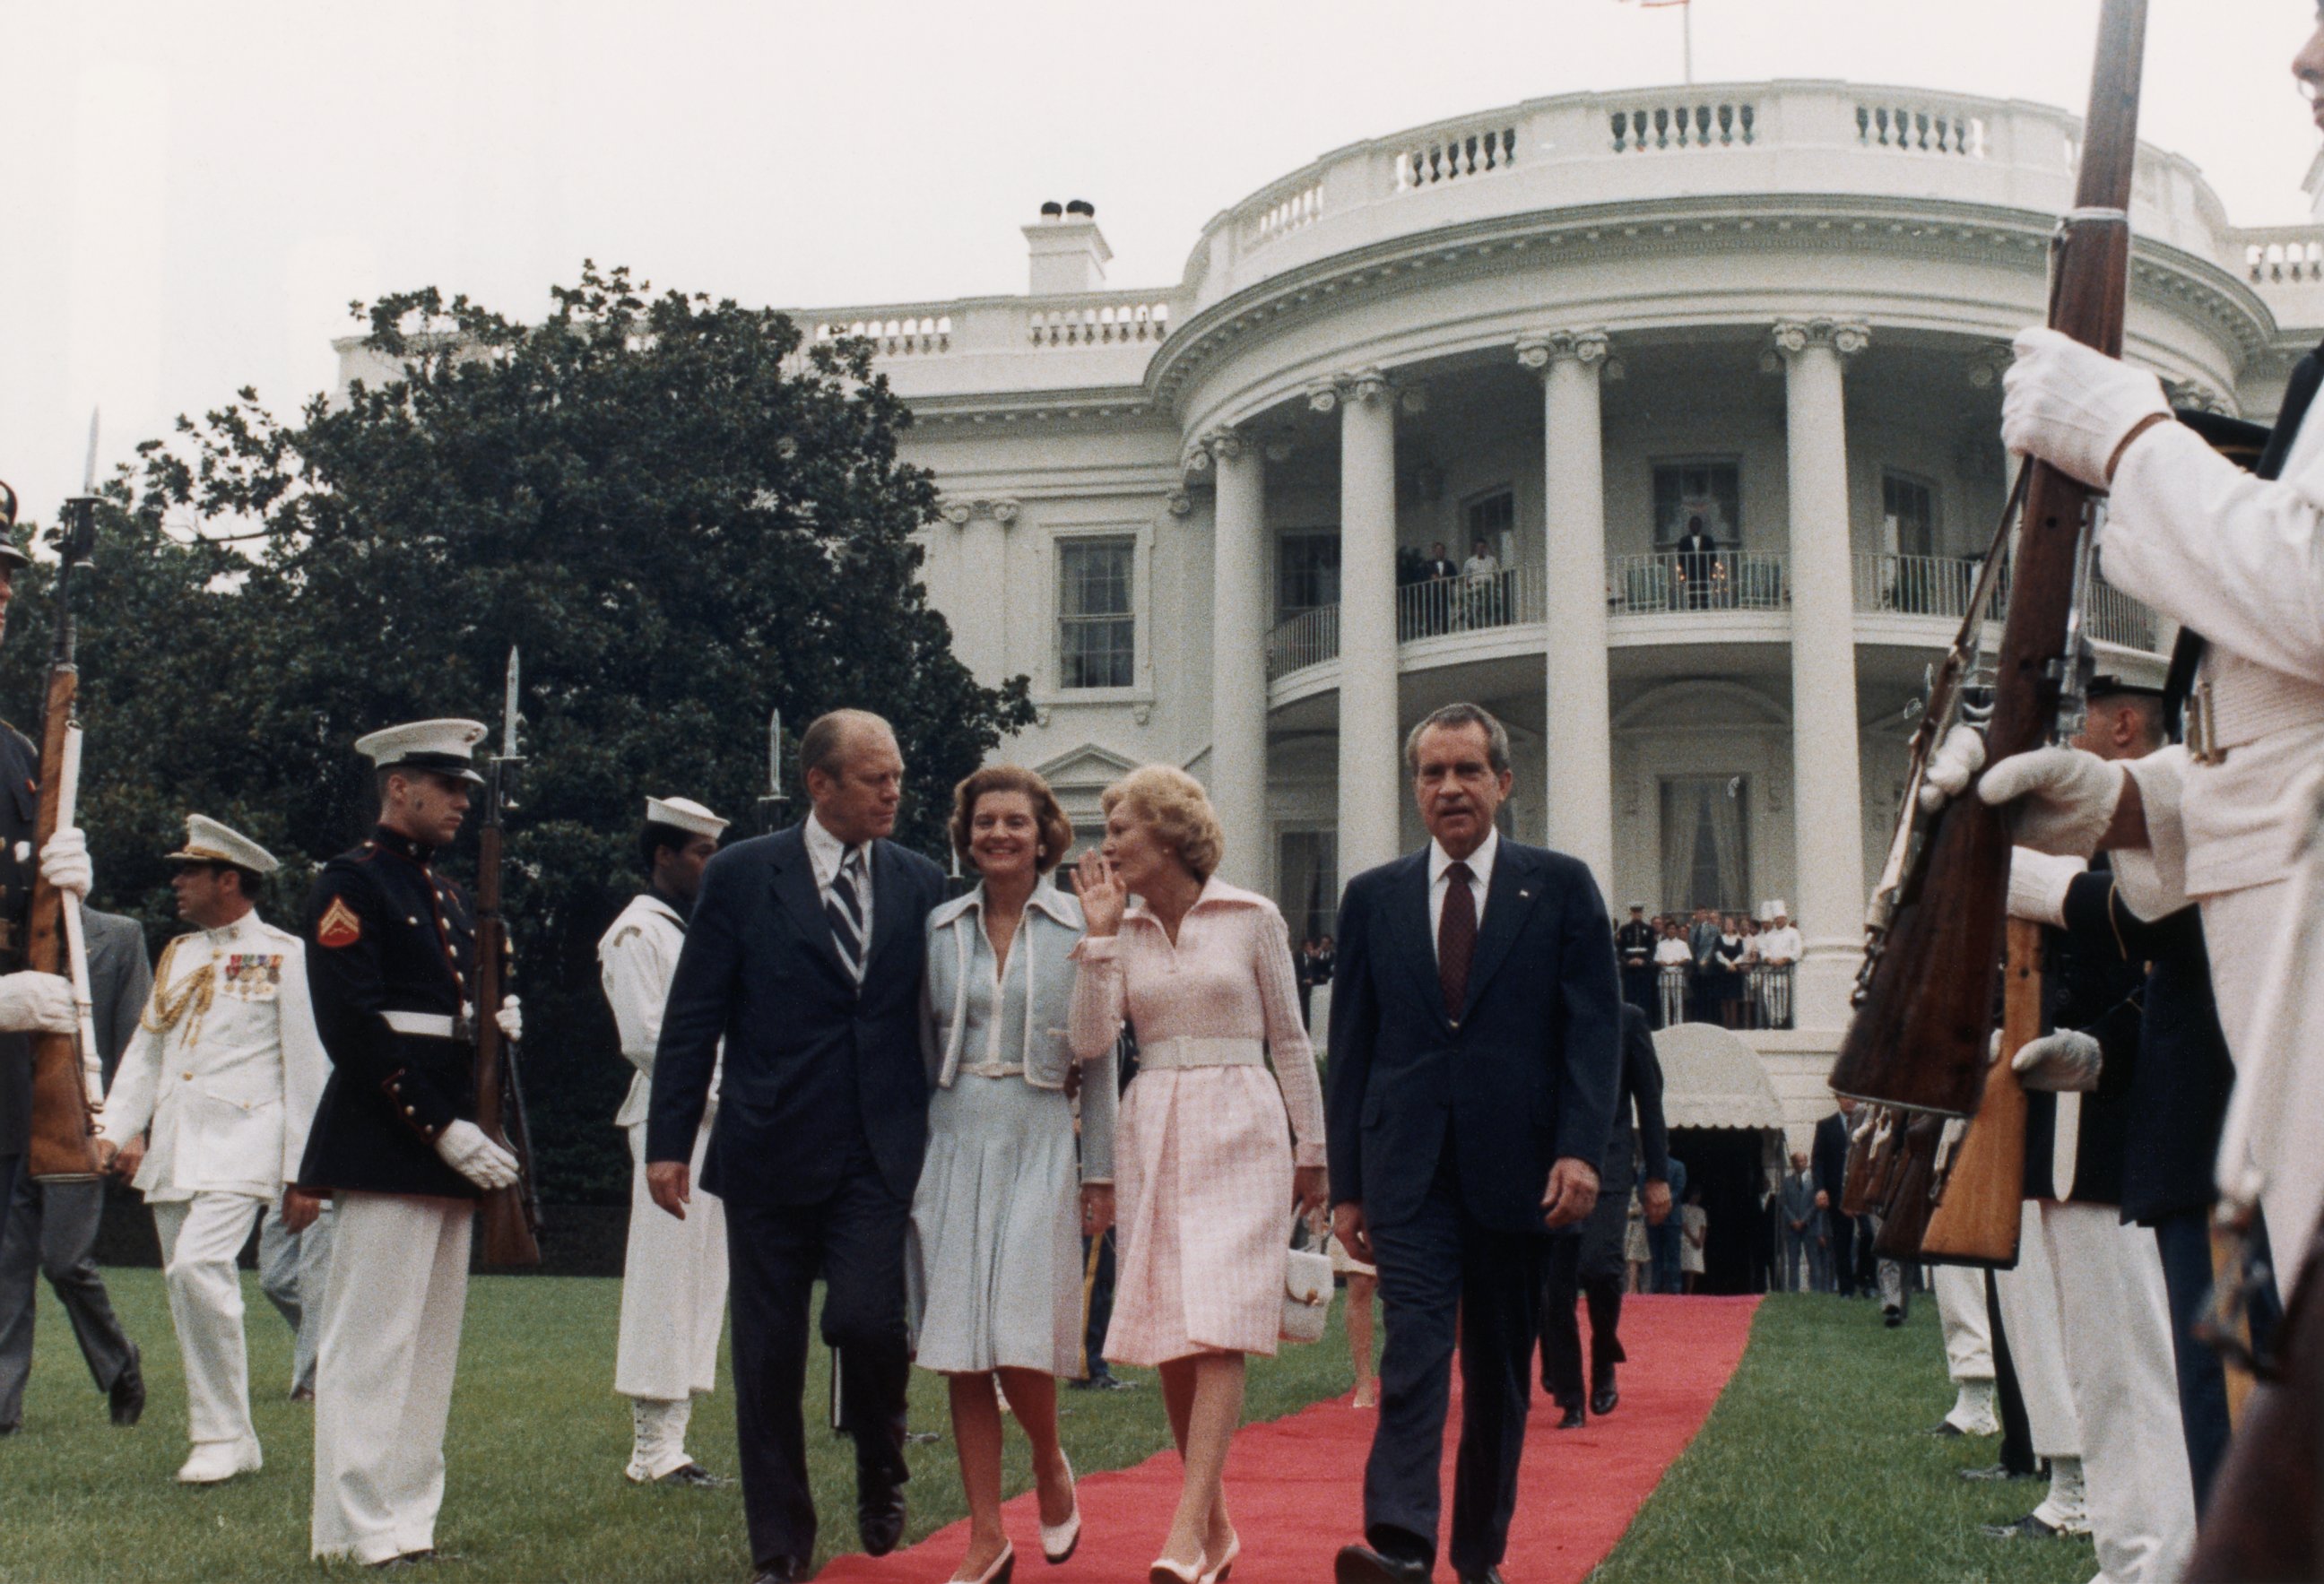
[3,1277,2098,1582]
[1591,1294,2095,1584]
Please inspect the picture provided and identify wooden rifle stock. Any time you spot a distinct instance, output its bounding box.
[23,663,97,1182]
[1918,920,2040,1268]
[1829,0,2146,1120]
[473,799,541,1268]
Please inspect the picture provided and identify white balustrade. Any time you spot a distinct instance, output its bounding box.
[1027,300,1171,348]
[1609,100,1756,153]
[2244,228,2324,284]
[1247,178,1324,247]
[1853,100,1986,157]
[1395,566,1541,640]
[1266,604,1340,681]
[1395,123,1519,189]
[1607,550,1788,614]
[2086,575,2163,653]
[814,315,952,355]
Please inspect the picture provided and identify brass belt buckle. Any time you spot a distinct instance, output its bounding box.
[2187,680,2226,766]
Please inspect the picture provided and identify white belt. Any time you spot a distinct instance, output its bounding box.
[381,1010,459,1039]
[2190,662,2324,762]
[958,1061,1026,1079]
[1138,1036,1262,1070]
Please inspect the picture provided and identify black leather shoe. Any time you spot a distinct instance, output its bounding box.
[1556,1405,1586,1429]
[109,1344,145,1428]
[1458,1571,1508,1584]
[655,1462,732,1488]
[748,1560,811,1584]
[1882,1307,1904,1329]
[1334,1544,1430,1584]
[858,1477,906,1557]
[1590,1382,1618,1417]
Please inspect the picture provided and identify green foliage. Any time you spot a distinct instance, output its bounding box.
[1,264,1034,1203]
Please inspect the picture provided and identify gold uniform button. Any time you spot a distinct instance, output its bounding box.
[403,1106,416,1116]
[182,1071,194,1081]
[407,916,419,926]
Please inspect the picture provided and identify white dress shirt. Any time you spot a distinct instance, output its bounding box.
[1427,826,1498,957]
[803,808,873,952]
[1756,924,1804,963]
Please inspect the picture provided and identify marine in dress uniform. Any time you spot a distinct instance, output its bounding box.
[94,816,325,1483]
[1614,906,1658,1026]
[297,720,523,1566]
[601,794,730,1488]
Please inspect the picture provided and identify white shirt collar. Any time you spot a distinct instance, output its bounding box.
[202,910,258,947]
[1428,826,1498,888]
[804,809,868,886]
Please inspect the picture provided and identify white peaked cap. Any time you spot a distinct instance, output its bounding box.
[166,814,281,875]
[354,719,488,784]
[646,796,729,839]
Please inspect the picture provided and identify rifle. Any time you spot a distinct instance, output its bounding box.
[1915,919,2040,1268]
[25,420,106,1183]
[473,646,542,1267]
[1829,0,2146,1120]
[759,707,790,837]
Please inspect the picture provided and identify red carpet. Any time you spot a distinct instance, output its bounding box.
[821,1294,1759,1583]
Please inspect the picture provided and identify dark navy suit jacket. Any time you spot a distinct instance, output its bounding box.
[647,822,946,1206]
[1325,837,1623,1236]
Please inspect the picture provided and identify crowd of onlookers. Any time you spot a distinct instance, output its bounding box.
[1617,902,1801,1031]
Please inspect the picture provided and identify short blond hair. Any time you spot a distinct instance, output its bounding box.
[1100,766,1224,881]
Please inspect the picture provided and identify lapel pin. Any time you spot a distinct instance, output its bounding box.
[1519,888,1532,899]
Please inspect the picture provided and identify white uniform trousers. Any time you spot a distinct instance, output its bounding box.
[152,1191,270,1451]
[2198,876,2324,1285]
[1932,1262,1992,1381]
[1993,1201,2078,1460]
[616,1119,725,1471]
[311,1193,472,1565]
[2037,1201,2198,1584]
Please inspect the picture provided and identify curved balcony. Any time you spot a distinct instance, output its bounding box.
[1262,552,2165,695]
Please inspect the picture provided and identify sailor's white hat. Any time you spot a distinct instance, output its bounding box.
[646,796,729,839]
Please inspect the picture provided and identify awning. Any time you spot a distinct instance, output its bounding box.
[1652,1023,1789,1130]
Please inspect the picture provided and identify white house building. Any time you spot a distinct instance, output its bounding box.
[343,80,2324,1149]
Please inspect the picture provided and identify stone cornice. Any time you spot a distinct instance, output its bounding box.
[908,385,1166,432]
[1144,192,2277,417]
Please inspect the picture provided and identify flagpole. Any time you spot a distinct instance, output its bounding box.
[1684,1,1694,85]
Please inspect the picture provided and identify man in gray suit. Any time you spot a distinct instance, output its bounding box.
[0,908,152,1431]
[1779,1150,1824,1293]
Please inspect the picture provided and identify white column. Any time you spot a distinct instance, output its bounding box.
[1200,431,1270,888]
[1775,317,1871,1031]
[938,498,1017,684]
[1520,330,1615,896]
[1320,370,1403,878]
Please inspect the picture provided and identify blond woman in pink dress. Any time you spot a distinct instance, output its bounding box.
[1070,766,1327,1584]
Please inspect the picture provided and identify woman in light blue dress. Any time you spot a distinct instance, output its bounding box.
[911,765,1117,1584]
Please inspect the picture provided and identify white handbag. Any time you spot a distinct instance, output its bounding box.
[1281,1218,1334,1345]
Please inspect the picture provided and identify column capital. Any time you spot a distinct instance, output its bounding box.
[1308,368,1426,414]
[1771,316,1871,362]
[2164,377,2229,416]
[1181,428,1246,474]
[1963,342,2013,390]
[936,496,1019,527]
[1515,328,1612,373]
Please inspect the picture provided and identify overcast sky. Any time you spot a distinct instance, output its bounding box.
[5,1,2320,525]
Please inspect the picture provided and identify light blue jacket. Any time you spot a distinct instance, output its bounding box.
[922,880,1115,1182]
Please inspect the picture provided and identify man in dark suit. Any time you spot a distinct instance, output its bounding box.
[1539,1002,1669,1426]
[1812,1099,1863,1297]
[1327,702,1622,1584]
[1673,515,1720,609]
[648,709,946,1584]
[1614,905,1658,1026]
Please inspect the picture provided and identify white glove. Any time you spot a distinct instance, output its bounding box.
[495,995,522,1043]
[2012,1028,2103,1093]
[1978,747,2127,857]
[0,970,76,1034]
[38,827,91,900]
[2001,326,2171,489]
[434,1119,519,1190]
[2007,846,2085,927]
[1917,724,1987,813]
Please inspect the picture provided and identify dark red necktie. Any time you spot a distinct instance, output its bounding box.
[1439,861,1477,1017]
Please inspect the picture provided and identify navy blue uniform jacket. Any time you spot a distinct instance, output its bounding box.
[647,824,946,1206]
[1325,838,1623,1236]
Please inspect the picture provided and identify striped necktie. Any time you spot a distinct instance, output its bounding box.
[828,844,867,980]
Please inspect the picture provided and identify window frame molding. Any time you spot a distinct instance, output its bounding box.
[1037,516,1156,708]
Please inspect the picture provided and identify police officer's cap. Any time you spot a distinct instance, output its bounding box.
[164,814,280,875]
[355,719,488,786]
[645,796,729,839]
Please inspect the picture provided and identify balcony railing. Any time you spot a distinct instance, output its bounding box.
[1398,566,1544,640]
[1851,551,2005,621]
[1266,603,1340,681]
[1607,550,1789,614]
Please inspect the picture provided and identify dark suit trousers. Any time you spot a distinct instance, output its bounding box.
[1366,1143,1543,1574]
[1539,1142,1633,1407]
[0,1156,135,1425]
[724,1142,912,1570]
[2154,1207,2233,1512]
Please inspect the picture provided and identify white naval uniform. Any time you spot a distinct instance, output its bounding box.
[2100,407,2324,1270]
[599,891,726,1480]
[1931,1263,1993,1385]
[98,912,327,1458]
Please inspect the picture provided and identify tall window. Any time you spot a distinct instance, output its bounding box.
[1465,489,1515,561]
[1659,775,1750,914]
[1279,829,1339,946]
[1277,532,1340,619]
[1652,461,1742,546]
[1882,472,1937,558]
[1057,538,1135,689]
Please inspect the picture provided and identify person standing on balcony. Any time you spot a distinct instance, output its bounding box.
[1674,515,1719,610]
[1461,538,1501,629]
[1615,905,1658,1026]
[1713,915,1748,1030]
[1756,905,1802,1031]
[1419,542,1458,636]
[1652,922,1691,1028]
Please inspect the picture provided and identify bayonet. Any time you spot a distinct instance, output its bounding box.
[502,645,522,761]
[759,707,789,835]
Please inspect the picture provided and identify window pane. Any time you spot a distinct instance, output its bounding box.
[1277,532,1341,617]
[1652,462,1741,545]
[1058,539,1136,689]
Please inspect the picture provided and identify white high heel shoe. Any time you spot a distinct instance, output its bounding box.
[1039,1453,1081,1564]
[1200,1533,1241,1584]
[950,1541,1014,1584]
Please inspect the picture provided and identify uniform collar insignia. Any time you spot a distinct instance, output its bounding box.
[371,824,437,864]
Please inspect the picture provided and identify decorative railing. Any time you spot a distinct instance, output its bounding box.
[1854,100,1986,157]
[813,315,952,356]
[1395,121,1520,190]
[2242,226,2324,284]
[1027,300,1171,347]
[1609,100,1756,153]
[1657,963,1794,1030]
[1396,566,1542,640]
[1248,178,1323,245]
[2086,575,2164,653]
[1851,551,2002,621]
[1266,604,1339,681]
[1607,550,1789,614]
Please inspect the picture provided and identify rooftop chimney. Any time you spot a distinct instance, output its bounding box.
[1024,198,1111,296]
